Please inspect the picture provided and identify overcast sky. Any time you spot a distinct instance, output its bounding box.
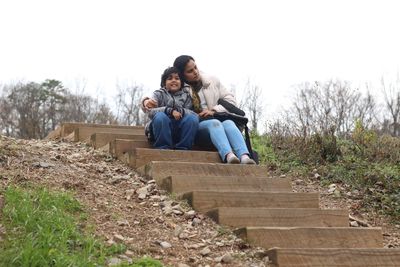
[1,0,400,122]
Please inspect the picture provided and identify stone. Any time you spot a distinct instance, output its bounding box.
[163,206,173,215]
[160,241,172,249]
[173,209,183,215]
[333,189,341,197]
[200,247,211,256]
[125,189,135,200]
[221,253,233,263]
[350,221,359,227]
[192,218,202,226]
[328,184,337,193]
[114,234,125,242]
[125,250,134,257]
[150,195,161,201]
[107,257,122,266]
[136,186,148,196]
[33,162,55,168]
[174,225,183,237]
[106,239,115,246]
[117,220,129,226]
[295,179,304,185]
[109,175,130,184]
[184,210,196,219]
[178,232,189,239]
[172,204,183,211]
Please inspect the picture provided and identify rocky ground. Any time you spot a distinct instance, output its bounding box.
[0,135,399,267]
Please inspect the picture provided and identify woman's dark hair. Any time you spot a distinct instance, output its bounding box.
[160,66,183,88]
[173,55,194,81]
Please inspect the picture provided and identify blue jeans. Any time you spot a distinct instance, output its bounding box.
[151,112,199,150]
[196,119,249,161]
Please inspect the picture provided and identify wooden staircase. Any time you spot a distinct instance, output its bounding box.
[48,123,400,266]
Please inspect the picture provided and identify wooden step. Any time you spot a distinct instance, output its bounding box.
[136,161,270,181]
[235,227,383,249]
[181,191,319,212]
[90,133,147,148]
[127,148,222,168]
[60,122,144,137]
[206,207,349,227]
[74,126,144,141]
[267,248,400,266]
[110,139,152,158]
[160,175,292,194]
[45,125,62,139]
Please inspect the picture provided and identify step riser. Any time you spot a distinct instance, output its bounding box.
[183,191,319,212]
[137,161,270,181]
[62,123,144,137]
[74,127,144,142]
[90,133,147,149]
[161,176,292,194]
[207,208,349,227]
[129,149,222,168]
[110,139,152,158]
[235,227,383,249]
[267,248,400,266]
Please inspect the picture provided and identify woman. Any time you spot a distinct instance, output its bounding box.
[143,66,199,150]
[173,55,256,164]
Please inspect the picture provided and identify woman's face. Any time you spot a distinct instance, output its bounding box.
[184,60,200,83]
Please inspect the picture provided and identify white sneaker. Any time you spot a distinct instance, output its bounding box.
[226,152,240,164]
[240,154,256,165]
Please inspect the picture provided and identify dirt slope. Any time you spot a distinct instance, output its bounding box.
[0,135,399,266]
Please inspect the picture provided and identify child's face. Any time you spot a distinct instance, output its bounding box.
[165,73,181,93]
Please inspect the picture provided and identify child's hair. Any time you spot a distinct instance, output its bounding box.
[160,66,183,88]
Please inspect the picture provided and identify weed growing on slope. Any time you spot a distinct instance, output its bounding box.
[0,186,163,267]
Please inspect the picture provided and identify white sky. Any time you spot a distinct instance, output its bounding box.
[1,0,400,123]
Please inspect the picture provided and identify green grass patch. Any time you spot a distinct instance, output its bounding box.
[0,186,163,267]
[131,257,164,267]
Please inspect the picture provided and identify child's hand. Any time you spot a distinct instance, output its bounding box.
[144,98,158,111]
[172,110,182,120]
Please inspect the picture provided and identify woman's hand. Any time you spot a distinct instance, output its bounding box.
[198,109,215,118]
[172,110,182,120]
[143,98,158,110]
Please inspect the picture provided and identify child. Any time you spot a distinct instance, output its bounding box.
[144,66,199,150]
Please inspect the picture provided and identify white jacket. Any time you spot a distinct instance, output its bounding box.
[197,73,237,113]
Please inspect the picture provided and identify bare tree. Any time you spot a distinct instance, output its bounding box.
[0,85,18,136]
[288,79,376,138]
[354,89,378,130]
[240,79,263,133]
[114,82,145,126]
[381,75,400,136]
[91,102,117,124]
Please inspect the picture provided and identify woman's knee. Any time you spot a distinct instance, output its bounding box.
[222,119,236,129]
[209,119,223,128]
[199,119,221,130]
